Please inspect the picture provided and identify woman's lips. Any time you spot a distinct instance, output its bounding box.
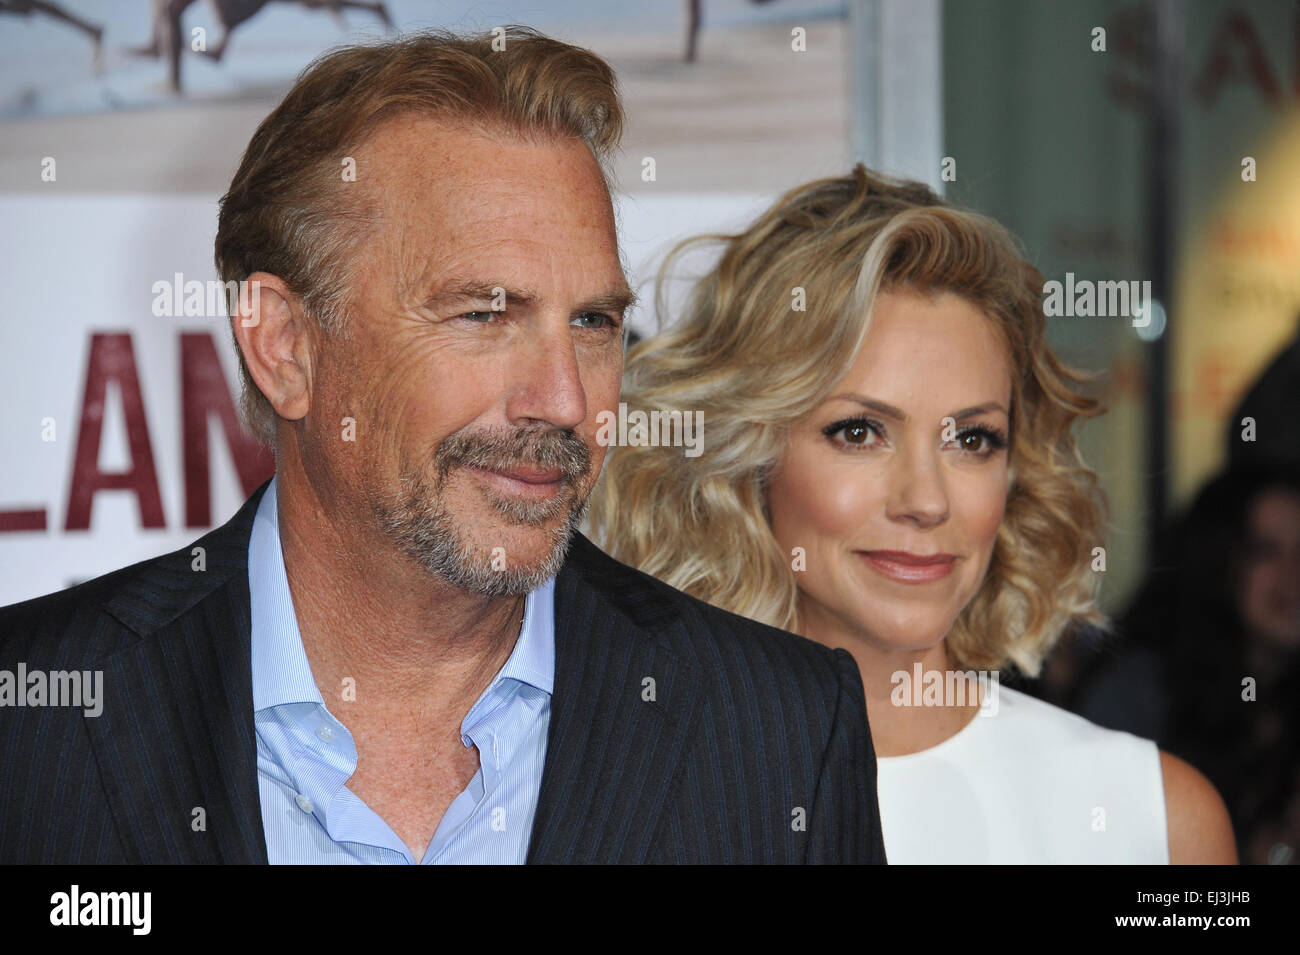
[857,550,957,583]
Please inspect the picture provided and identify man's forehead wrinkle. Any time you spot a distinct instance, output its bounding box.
[414,237,533,301]
[352,117,625,316]
[388,211,431,307]
[384,227,626,319]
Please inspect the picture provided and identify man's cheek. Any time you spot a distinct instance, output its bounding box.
[587,442,609,482]
[582,342,623,385]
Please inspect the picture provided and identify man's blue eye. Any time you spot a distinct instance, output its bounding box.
[573,312,615,329]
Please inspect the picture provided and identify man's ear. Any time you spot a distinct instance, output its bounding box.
[231,272,313,425]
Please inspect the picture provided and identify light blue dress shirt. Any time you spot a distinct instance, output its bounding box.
[247,476,555,864]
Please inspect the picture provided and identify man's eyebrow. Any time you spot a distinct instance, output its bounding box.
[831,394,1008,421]
[423,281,538,310]
[423,280,638,316]
[579,285,638,316]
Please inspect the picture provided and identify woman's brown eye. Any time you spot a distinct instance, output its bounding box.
[822,417,882,447]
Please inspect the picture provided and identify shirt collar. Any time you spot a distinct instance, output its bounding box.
[249,474,556,712]
[249,475,322,711]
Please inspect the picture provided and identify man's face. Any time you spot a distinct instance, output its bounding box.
[307,115,630,595]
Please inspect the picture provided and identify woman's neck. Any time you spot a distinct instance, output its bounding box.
[798,611,984,758]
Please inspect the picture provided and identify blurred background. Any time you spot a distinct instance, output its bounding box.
[0,0,1296,862]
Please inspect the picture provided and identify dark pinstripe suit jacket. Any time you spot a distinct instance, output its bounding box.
[0,479,885,864]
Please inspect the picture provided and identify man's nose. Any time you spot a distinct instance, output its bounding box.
[504,316,588,430]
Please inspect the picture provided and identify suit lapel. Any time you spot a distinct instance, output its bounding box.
[527,534,704,864]
[85,481,271,863]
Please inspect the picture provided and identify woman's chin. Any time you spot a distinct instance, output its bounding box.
[856,621,955,656]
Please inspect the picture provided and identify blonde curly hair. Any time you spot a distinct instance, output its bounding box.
[590,165,1108,676]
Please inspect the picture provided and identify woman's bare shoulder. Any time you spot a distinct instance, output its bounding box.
[1160,750,1238,864]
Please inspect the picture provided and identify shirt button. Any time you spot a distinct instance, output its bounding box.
[295,793,313,814]
[316,725,334,743]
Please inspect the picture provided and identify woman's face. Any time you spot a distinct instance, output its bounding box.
[1238,487,1300,650]
[767,289,1013,653]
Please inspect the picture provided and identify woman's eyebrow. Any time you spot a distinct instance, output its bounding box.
[829,395,1007,421]
[948,402,1008,420]
[831,394,907,420]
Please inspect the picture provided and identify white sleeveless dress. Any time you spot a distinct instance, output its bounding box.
[875,685,1170,863]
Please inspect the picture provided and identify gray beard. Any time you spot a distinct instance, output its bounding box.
[369,427,591,597]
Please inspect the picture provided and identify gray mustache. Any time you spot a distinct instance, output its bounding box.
[435,428,592,484]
